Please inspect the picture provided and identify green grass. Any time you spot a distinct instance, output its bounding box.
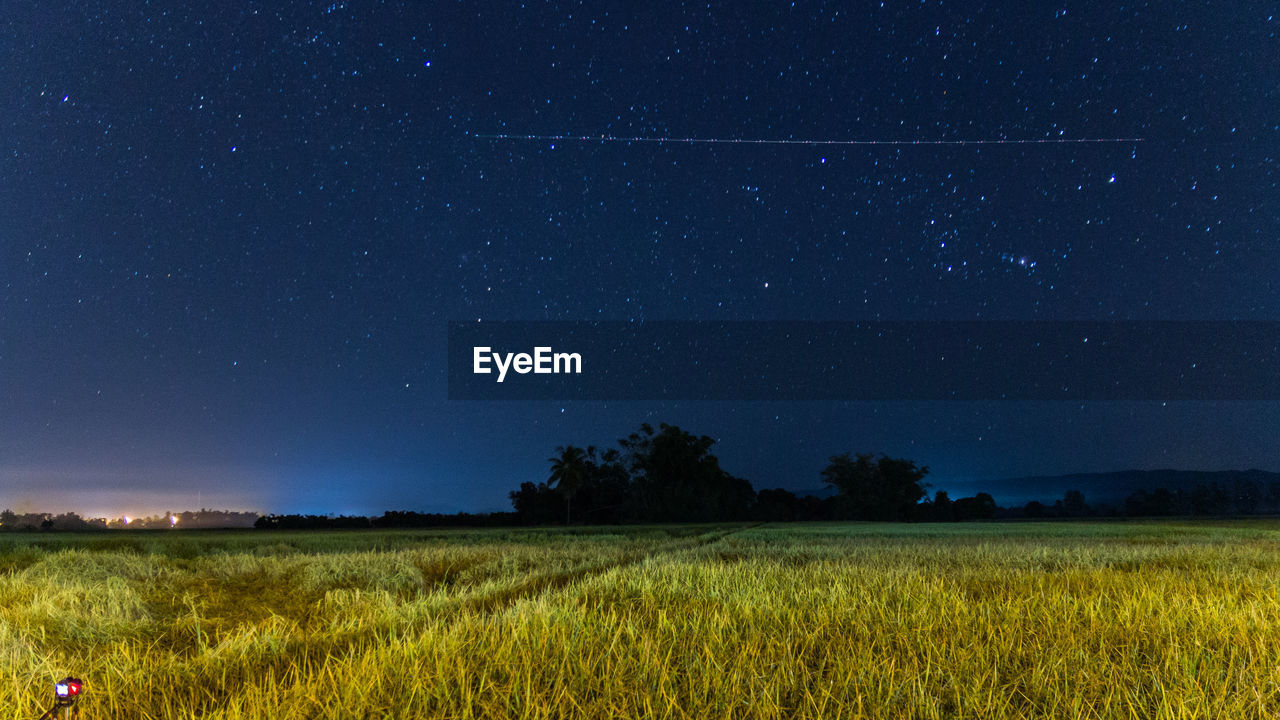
[3,521,1280,718]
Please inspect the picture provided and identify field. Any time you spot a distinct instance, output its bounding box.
[2,521,1279,719]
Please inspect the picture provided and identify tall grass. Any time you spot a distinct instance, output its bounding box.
[2,522,1279,718]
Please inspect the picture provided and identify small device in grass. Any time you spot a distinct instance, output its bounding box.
[37,677,83,720]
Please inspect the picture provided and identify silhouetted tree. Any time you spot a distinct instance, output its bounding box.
[509,481,561,524]
[754,488,801,521]
[1062,490,1089,517]
[1265,481,1280,513]
[548,445,589,524]
[820,452,929,520]
[573,447,633,524]
[1125,487,1179,516]
[1232,478,1261,514]
[930,490,955,521]
[620,423,755,522]
[797,494,836,522]
[952,493,997,520]
[175,509,259,528]
[44,513,106,531]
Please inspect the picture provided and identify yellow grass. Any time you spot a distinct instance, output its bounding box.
[2,522,1279,718]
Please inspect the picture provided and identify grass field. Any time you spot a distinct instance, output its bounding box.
[2,521,1279,719]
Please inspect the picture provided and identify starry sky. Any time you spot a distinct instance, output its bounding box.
[2,1,1277,517]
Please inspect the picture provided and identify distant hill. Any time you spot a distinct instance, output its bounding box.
[967,469,1280,507]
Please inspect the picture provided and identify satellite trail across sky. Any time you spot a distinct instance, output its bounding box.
[471,132,1144,146]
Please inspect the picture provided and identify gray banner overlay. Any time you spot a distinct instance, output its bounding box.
[447,321,1280,401]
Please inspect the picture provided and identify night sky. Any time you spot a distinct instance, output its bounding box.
[3,2,1277,517]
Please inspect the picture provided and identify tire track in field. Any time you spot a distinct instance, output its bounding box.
[459,524,754,615]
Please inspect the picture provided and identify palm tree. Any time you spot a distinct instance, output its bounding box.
[548,445,588,525]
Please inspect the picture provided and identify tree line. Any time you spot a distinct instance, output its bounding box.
[8,422,1280,531]
[0,509,259,532]
[507,422,1280,524]
[509,422,973,524]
